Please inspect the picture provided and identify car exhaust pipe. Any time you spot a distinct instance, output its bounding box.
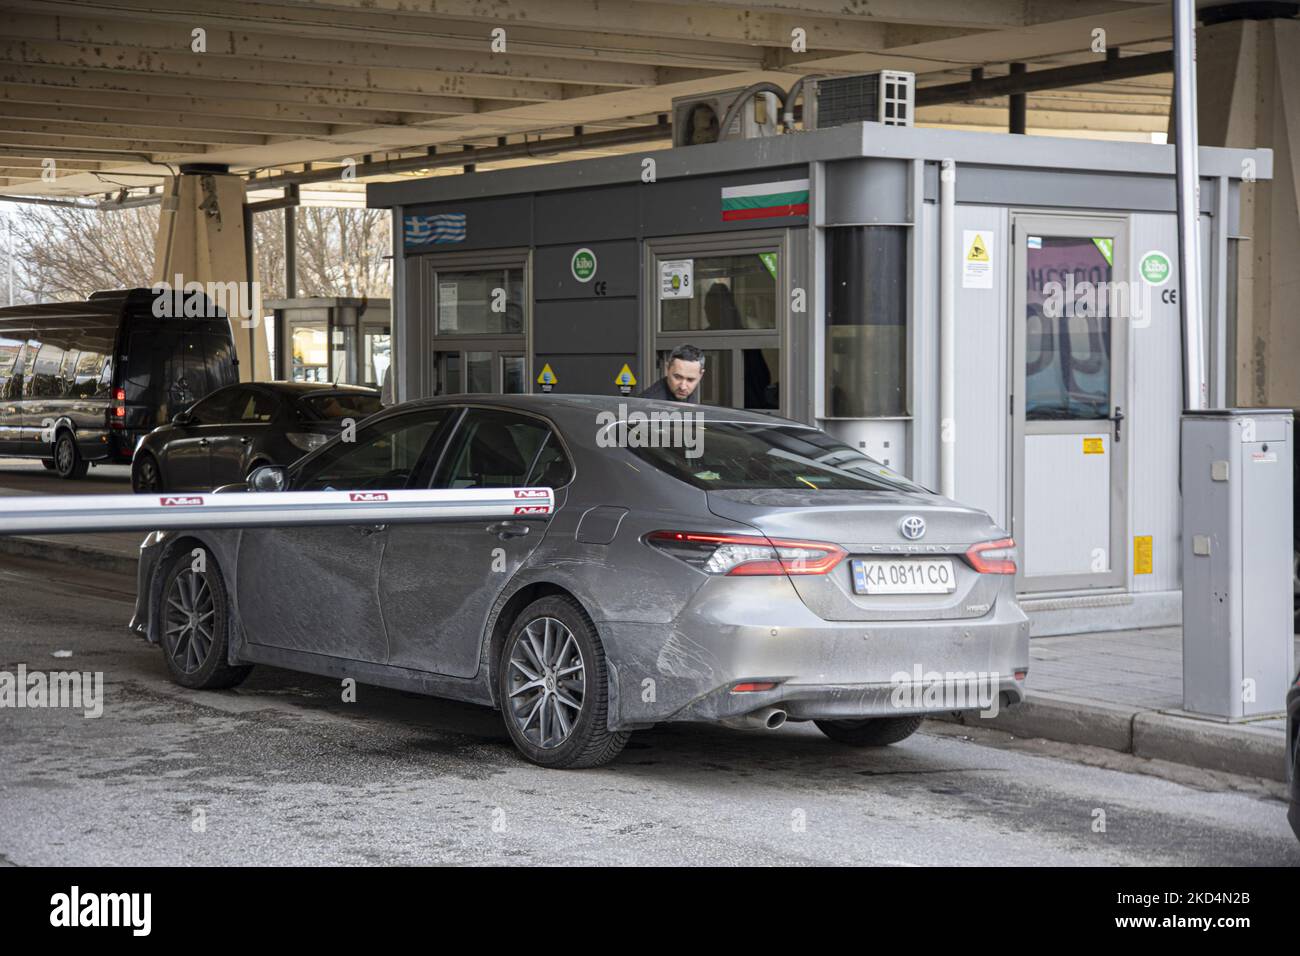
[722,706,787,731]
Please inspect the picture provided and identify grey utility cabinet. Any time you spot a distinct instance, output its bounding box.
[1181,408,1295,718]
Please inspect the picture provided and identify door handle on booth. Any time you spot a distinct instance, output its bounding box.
[486,521,530,539]
[1110,406,1124,443]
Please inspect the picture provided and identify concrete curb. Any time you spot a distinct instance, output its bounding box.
[938,692,1288,782]
[1134,710,1287,782]
[0,534,138,577]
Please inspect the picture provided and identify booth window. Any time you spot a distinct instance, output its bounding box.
[825,226,907,418]
[660,254,777,333]
[654,249,781,412]
[436,268,524,335]
[430,260,527,396]
[1023,236,1112,420]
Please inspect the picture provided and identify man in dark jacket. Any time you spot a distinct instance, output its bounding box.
[639,344,704,403]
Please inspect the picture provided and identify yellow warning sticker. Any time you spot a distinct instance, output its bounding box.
[614,363,637,387]
[1134,535,1153,575]
[537,363,557,385]
[966,233,989,262]
[1083,437,1104,454]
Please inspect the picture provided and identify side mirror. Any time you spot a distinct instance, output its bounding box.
[247,464,287,493]
[172,410,194,426]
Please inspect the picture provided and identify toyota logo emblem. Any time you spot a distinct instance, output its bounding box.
[899,515,926,540]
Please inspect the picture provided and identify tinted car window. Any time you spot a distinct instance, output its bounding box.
[295,392,382,422]
[29,343,65,398]
[433,409,553,490]
[525,433,573,488]
[72,349,107,398]
[187,387,239,425]
[233,389,277,423]
[628,420,924,493]
[0,338,23,397]
[293,410,449,492]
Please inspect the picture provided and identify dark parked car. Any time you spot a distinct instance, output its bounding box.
[0,288,238,478]
[129,395,1029,769]
[131,382,381,492]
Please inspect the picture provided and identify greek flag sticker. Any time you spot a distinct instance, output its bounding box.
[404,213,467,248]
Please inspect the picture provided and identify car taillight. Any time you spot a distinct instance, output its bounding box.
[966,537,1017,574]
[645,530,846,576]
[110,388,126,428]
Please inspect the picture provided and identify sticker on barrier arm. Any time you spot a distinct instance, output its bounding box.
[1083,437,1105,454]
[0,487,555,536]
[615,363,637,395]
[1134,535,1153,575]
[537,363,557,393]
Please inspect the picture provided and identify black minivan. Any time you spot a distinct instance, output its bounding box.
[0,287,239,478]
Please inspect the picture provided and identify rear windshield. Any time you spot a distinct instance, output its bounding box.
[123,327,237,408]
[626,420,925,493]
[295,392,382,422]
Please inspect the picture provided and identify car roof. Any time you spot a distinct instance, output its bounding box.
[389,393,808,430]
[248,382,381,396]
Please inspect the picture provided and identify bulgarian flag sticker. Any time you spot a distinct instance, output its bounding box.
[721,178,810,222]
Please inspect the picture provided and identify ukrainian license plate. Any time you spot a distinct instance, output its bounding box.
[851,558,956,595]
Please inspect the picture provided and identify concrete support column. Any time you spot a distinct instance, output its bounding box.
[1193,13,1300,406]
[152,169,270,382]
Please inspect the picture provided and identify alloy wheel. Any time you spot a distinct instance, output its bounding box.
[163,568,216,675]
[55,436,73,474]
[136,457,161,492]
[506,616,586,749]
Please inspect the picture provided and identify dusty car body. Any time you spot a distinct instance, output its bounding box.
[129,394,1030,768]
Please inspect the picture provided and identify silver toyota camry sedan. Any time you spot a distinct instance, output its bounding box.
[129,395,1029,768]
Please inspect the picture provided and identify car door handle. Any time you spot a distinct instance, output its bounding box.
[240,436,251,444]
[486,521,531,539]
[198,438,209,447]
[357,524,388,536]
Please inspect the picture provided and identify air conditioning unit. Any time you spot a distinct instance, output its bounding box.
[671,89,780,147]
[806,71,915,130]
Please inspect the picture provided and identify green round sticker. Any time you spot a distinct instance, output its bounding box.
[1140,251,1171,286]
[571,247,597,283]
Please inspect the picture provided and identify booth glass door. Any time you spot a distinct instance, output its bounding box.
[1011,215,1128,592]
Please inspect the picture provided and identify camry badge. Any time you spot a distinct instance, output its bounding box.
[899,515,926,540]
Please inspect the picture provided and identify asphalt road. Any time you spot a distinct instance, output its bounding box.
[0,458,132,495]
[0,553,1296,867]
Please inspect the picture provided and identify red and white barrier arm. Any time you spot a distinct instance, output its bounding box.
[0,487,555,535]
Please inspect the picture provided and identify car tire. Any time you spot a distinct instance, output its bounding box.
[53,431,88,480]
[497,595,629,769]
[132,453,164,493]
[157,548,252,690]
[814,715,924,747]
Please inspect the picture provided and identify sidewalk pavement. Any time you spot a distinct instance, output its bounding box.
[0,463,1293,782]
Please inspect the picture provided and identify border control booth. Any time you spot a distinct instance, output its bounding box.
[368,120,1269,636]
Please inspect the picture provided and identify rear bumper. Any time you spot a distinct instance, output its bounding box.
[598,574,1030,730]
[83,428,143,463]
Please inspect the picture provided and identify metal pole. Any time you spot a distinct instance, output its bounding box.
[6,216,12,306]
[285,204,297,299]
[939,158,957,499]
[1174,0,1208,410]
[1008,63,1027,134]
